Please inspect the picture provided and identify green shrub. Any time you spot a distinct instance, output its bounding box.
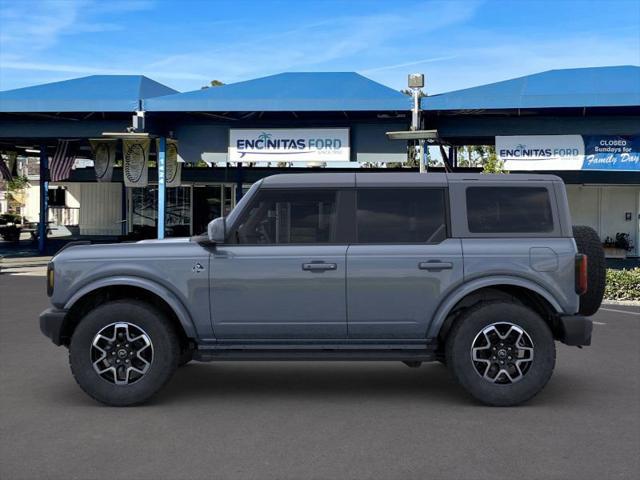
[605,268,640,301]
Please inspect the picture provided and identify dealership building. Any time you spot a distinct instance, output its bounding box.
[0,65,638,256]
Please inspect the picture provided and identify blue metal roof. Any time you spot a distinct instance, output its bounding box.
[422,66,640,111]
[0,75,178,113]
[145,72,411,112]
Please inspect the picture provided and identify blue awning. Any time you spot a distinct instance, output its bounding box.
[0,75,178,113]
[422,66,640,111]
[145,72,411,112]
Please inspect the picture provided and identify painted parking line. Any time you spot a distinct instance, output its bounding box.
[600,307,640,316]
[592,321,607,325]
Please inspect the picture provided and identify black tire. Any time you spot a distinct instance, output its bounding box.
[69,300,180,406]
[572,225,606,316]
[445,301,555,406]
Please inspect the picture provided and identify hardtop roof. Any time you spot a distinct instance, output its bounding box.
[260,172,562,188]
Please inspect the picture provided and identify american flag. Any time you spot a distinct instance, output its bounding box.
[49,140,78,182]
[0,156,12,181]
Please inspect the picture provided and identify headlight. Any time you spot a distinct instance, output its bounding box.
[47,262,54,297]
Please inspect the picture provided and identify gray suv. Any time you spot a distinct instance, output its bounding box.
[40,173,605,407]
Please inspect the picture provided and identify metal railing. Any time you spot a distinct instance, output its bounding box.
[48,207,79,226]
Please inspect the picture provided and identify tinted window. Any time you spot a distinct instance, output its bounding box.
[356,188,447,243]
[235,189,337,244]
[466,187,554,233]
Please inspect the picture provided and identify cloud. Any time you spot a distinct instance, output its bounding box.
[0,60,209,81]
[0,0,153,55]
[418,30,640,94]
[138,1,484,89]
[361,56,459,74]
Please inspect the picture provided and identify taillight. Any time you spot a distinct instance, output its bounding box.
[575,254,588,295]
[47,262,54,297]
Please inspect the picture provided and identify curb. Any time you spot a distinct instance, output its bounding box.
[0,256,51,273]
[602,299,640,306]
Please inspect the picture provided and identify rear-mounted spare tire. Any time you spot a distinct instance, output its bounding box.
[572,225,606,316]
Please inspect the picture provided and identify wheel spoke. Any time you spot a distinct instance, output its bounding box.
[91,322,153,386]
[471,322,535,385]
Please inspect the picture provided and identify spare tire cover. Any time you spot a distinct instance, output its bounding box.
[572,225,606,316]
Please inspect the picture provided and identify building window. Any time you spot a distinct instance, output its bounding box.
[48,188,66,207]
[166,187,191,237]
[130,186,191,238]
[356,188,447,243]
[466,187,553,233]
[235,189,338,244]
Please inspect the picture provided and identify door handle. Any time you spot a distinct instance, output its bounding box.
[302,262,337,272]
[418,261,453,271]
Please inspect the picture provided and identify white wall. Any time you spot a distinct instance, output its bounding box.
[566,185,640,256]
[22,181,40,222]
[78,182,122,235]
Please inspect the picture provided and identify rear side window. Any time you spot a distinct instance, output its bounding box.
[235,189,337,244]
[466,187,554,233]
[356,188,447,243]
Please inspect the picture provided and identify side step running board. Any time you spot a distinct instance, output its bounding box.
[194,347,437,362]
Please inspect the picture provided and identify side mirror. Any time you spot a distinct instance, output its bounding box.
[207,217,226,244]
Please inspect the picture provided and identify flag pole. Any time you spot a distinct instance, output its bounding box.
[38,144,48,254]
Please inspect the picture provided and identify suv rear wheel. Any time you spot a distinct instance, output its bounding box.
[445,301,555,406]
[69,300,180,406]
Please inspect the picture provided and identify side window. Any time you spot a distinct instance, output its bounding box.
[356,188,447,243]
[466,187,554,233]
[235,189,338,244]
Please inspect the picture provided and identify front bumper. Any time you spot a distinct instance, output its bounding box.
[39,308,68,346]
[558,315,593,346]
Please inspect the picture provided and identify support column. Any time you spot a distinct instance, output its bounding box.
[157,137,166,239]
[236,162,244,204]
[121,182,127,236]
[38,145,48,254]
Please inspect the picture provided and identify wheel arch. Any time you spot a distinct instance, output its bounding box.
[428,276,563,341]
[60,277,197,346]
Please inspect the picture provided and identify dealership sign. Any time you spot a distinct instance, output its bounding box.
[496,135,584,170]
[582,136,640,170]
[497,135,640,171]
[229,128,350,162]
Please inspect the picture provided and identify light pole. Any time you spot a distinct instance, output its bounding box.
[408,73,425,172]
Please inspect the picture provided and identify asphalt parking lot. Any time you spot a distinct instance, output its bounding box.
[1,273,638,480]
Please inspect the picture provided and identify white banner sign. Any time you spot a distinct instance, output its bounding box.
[123,138,150,187]
[496,135,585,170]
[229,128,350,162]
[90,139,116,182]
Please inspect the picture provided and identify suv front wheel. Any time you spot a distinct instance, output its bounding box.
[445,301,556,406]
[69,300,180,406]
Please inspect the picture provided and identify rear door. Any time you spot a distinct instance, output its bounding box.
[211,187,350,339]
[346,186,463,339]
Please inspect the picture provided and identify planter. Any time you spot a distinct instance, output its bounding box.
[604,247,627,259]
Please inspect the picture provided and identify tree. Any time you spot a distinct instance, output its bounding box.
[201,80,225,89]
[481,148,507,174]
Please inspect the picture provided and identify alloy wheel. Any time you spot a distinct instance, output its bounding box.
[90,322,154,385]
[470,322,534,384]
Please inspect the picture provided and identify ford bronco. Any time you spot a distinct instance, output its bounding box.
[40,173,605,406]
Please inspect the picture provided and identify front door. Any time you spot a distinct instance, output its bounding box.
[347,187,463,339]
[211,188,348,339]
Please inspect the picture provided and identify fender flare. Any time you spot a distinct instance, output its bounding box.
[64,276,198,338]
[426,275,563,338]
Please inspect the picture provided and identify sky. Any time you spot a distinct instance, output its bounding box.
[0,0,639,94]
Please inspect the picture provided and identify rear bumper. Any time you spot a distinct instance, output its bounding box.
[558,315,593,346]
[39,307,68,346]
